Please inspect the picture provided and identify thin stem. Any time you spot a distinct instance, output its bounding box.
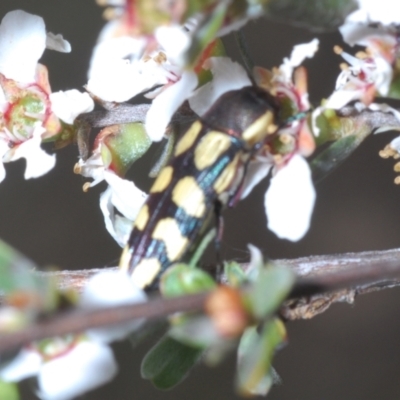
[234,30,255,75]
[2,247,400,353]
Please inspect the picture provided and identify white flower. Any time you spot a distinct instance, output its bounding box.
[280,39,319,83]
[49,90,94,125]
[325,4,399,110]
[80,270,147,342]
[87,19,197,142]
[189,57,251,117]
[145,70,198,141]
[265,155,315,241]
[1,341,118,400]
[2,124,56,180]
[0,270,147,400]
[99,171,147,246]
[77,147,147,245]
[0,10,93,182]
[86,20,189,103]
[348,0,400,26]
[0,10,70,83]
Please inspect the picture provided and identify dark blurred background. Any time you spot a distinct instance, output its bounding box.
[2,1,400,399]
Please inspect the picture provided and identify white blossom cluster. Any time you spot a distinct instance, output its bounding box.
[0,0,399,398]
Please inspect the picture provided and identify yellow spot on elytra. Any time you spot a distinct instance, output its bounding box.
[119,246,133,272]
[242,111,275,146]
[172,176,206,218]
[131,258,162,289]
[175,121,202,157]
[152,218,189,262]
[395,176,400,185]
[150,166,173,193]
[134,204,150,231]
[213,154,240,194]
[194,131,231,170]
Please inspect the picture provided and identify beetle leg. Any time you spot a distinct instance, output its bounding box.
[214,199,224,281]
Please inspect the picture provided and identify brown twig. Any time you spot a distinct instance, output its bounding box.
[0,247,397,354]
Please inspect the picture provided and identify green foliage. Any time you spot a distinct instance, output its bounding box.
[186,2,228,66]
[237,320,286,396]
[388,74,400,99]
[246,266,295,320]
[160,264,216,297]
[0,240,56,314]
[224,261,248,287]
[311,135,362,183]
[0,381,19,400]
[141,335,203,389]
[104,122,151,176]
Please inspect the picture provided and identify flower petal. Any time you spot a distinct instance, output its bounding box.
[99,186,130,247]
[38,341,117,400]
[5,126,56,179]
[155,25,191,66]
[189,57,251,116]
[87,36,166,102]
[145,70,198,141]
[339,22,392,47]
[0,348,41,382]
[45,32,71,53]
[348,0,400,25]
[99,172,147,247]
[80,270,147,308]
[50,90,94,125]
[240,159,272,200]
[324,87,362,109]
[265,155,315,241]
[280,39,319,81]
[0,140,9,183]
[104,171,147,221]
[0,10,46,83]
[80,270,147,342]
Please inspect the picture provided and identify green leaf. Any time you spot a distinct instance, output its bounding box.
[106,122,151,176]
[266,0,358,32]
[186,2,227,66]
[388,74,400,99]
[237,320,286,396]
[0,381,19,400]
[311,135,361,183]
[0,240,55,313]
[141,335,203,389]
[224,261,248,287]
[247,266,295,320]
[160,264,216,298]
[129,320,169,350]
[169,315,219,348]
